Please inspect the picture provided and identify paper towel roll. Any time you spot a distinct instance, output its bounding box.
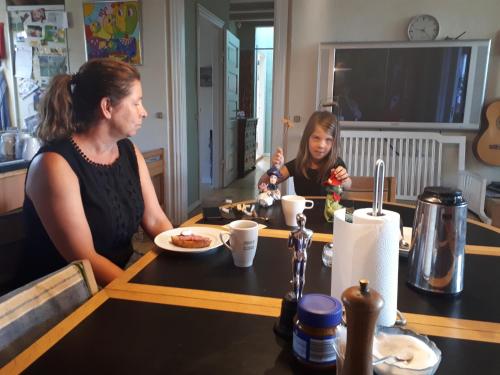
[331,207,400,326]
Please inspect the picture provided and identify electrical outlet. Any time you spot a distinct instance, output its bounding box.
[293,115,301,122]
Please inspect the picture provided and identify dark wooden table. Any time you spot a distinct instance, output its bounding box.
[5,198,500,374]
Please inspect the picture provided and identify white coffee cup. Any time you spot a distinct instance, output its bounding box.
[219,220,259,267]
[281,195,315,227]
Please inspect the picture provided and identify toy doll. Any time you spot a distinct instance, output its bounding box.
[266,165,282,201]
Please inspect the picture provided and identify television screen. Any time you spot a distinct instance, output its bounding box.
[317,40,491,130]
[333,47,471,123]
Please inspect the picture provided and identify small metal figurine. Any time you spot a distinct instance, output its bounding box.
[274,212,314,340]
[289,213,314,300]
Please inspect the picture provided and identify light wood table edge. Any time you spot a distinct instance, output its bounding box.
[467,219,500,233]
[107,283,281,308]
[406,322,500,344]
[108,248,160,287]
[106,288,281,318]
[106,283,500,344]
[182,200,499,252]
[0,290,109,375]
[465,245,500,256]
[403,312,500,343]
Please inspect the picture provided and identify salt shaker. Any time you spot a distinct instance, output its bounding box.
[341,279,384,375]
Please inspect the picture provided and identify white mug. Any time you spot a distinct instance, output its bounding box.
[281,195,314,227]
[219,220,259,267]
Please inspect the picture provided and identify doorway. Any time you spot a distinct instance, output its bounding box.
[197,6,224,202]
[254,26,274,161]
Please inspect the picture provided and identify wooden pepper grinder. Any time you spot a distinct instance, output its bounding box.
[341,279,384,375]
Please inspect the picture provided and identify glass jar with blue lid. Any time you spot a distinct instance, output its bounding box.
[292,293,343,370]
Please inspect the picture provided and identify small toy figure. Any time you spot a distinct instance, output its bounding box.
[256,165,282,207]
[288,213,313,300]
[257,182,274,207]
[266,165,282,201]
[323,171,343,222]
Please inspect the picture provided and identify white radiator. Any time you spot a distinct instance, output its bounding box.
[458,170,491,224]
[340,131,466,201]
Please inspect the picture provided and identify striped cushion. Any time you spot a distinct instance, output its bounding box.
[0,261,96,367]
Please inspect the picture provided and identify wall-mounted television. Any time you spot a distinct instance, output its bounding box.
[316,40,491,131]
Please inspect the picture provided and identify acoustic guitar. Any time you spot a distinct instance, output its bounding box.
[474,101,500,166]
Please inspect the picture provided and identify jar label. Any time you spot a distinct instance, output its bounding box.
[293,328,336,364]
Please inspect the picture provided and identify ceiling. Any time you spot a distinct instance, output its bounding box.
[230,0,274,24]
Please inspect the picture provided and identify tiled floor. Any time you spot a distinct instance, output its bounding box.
[189,156,270,217]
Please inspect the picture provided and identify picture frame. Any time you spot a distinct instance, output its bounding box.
[82,1,142,64]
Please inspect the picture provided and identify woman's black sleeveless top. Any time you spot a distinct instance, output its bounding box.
[22,138,144,283]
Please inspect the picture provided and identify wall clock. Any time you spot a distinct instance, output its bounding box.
[407,14,439,41]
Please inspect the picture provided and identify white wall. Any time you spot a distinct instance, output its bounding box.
[286,0,500,182]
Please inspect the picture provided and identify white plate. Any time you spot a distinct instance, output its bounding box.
[154,227,227,253]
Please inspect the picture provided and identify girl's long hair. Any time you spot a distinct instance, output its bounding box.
[37,58,140,143]
[295,110,341,183]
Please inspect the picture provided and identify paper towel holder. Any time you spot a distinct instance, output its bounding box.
[371,159,385,217]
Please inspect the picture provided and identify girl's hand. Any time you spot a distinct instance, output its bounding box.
[333,166,349,181]
[332,166,352,188]
[272,147,284,167]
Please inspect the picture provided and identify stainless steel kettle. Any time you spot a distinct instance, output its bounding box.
[407,186,467,295]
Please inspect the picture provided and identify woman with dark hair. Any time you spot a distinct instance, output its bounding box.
[23,58,173,286]
[259,111,351,196]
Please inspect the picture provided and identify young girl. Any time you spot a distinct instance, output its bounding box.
[259,111,351,196]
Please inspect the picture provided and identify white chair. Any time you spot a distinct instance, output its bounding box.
[458,170,492,224]
[0,260,98,367]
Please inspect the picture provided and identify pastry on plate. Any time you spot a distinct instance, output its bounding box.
[171,233,211,248]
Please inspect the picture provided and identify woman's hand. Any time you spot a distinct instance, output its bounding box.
[332,166,352,188]
[271,147,284,167]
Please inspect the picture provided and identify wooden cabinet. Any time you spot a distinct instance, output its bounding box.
[237,118,257,178]
[0,169,26,214]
